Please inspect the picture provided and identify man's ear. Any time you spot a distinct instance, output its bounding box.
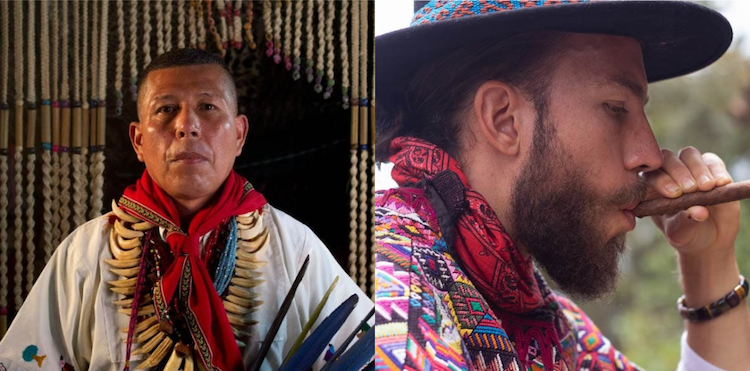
[129,121,145,162]
[472,81,525,156]
[235,114,249,157]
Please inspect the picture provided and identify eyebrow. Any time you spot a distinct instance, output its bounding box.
[152,92,217,101]
[599,75,650,106]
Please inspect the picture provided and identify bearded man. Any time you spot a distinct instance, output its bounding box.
[373,1,749,371]
[0,49,372,371]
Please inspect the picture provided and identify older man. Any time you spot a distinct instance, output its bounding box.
[0,49,372,371]
[374,1,749,371]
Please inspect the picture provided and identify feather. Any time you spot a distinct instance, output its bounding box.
[284,276,340,362]
[324,326,375,371]
[278,294,359,371]
[320,308,375,371]
[247,255,311,371]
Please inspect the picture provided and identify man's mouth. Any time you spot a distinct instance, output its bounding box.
[171,152,208,163]
[620,201,639,231]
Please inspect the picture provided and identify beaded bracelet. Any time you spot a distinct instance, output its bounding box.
[678,275,748,322]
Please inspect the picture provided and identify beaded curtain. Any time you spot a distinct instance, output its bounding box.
[0,0,375,339]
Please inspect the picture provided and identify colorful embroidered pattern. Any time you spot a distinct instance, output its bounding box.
[557,298,643,371]
[374,188,643,371]
[412,0,592,26]
[118,196,182,234]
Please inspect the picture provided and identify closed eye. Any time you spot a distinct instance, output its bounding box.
[605,103,628,115]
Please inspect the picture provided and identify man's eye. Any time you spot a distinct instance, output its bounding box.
[605,103,628,115]
[157,106,175,114]
[203,103,215,110]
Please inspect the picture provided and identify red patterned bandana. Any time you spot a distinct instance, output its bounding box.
[119,170,267,371]
[390,136,544,313]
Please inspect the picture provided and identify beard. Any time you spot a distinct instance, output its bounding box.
[510,116,647,301]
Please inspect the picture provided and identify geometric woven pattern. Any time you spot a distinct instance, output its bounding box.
[374,188,644,371]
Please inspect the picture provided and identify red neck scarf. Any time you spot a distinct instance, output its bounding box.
[390,137,544,313]
[119,170,266,371]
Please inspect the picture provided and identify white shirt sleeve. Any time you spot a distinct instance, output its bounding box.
[0,217,115,371]
[240,206,374,371]
[677,331,726,371]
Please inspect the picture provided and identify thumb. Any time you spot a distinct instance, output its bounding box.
[663,206,710,248]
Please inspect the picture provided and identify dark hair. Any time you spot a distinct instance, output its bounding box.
[375,31,569,162]
[137,48,231,87]
[136,48,237,113]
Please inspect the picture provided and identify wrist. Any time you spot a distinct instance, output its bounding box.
[679,247,740,308]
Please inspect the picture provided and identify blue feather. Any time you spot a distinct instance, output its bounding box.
[278,294,360,371]
[320,308,374,371]
[325,326,374,371]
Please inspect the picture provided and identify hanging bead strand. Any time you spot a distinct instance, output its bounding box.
[291,0,301,80]
[41,0,54,266]
[357,0,370,291]
[244,0,256,49]
[88,0,99,214]
[305,0,314,83]
[263,0,272,58]
[166,0,174,52]
[115,0,125,116]
[156,0,165,55]
[197,0,208,50]
[189,1,198,48]
[13,0,26,312]
[71,0,83,233]
[73,0,90,229]
[233,0,242,50]
[313,0,324,93]
[322,0,334,99]
[50,0,61,250]
[283,0,292,70]
[347,0,360,283]
[144,0,153,67]
[206,0,224,55]
[0,0,10,339]
[216,0,228,52]
[24,0,38,296]
[340,0,350,109]
[178,0,187,49]
[59,0,72,244]
[91,0,108,219]
[129,0,139,101]
[272,0,282,64]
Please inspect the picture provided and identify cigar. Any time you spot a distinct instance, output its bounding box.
[634,179,750,217]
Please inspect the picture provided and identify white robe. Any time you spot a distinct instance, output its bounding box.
[0,205,373,371]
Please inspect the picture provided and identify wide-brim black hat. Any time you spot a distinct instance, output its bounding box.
[376,0,733,106]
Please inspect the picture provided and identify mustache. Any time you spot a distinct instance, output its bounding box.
[610,176,648,207]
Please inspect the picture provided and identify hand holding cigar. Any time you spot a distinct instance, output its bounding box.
[634,179,750,217]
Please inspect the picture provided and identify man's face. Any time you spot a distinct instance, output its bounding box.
[511,34,663,300]
[130,64,248,208]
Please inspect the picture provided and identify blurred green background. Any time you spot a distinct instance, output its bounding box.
[578,2,750,368]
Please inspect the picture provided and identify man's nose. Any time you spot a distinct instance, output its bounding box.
[624,114,663,173]
[174,108,201,138]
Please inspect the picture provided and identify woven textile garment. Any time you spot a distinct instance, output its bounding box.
[374,137,642,371]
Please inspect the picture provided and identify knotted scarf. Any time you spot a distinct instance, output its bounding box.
[119,169,267,371]
[390,136,544,313]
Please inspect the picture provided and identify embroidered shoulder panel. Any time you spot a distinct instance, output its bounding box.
[375,188,644,371]
[375,189,521,371]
